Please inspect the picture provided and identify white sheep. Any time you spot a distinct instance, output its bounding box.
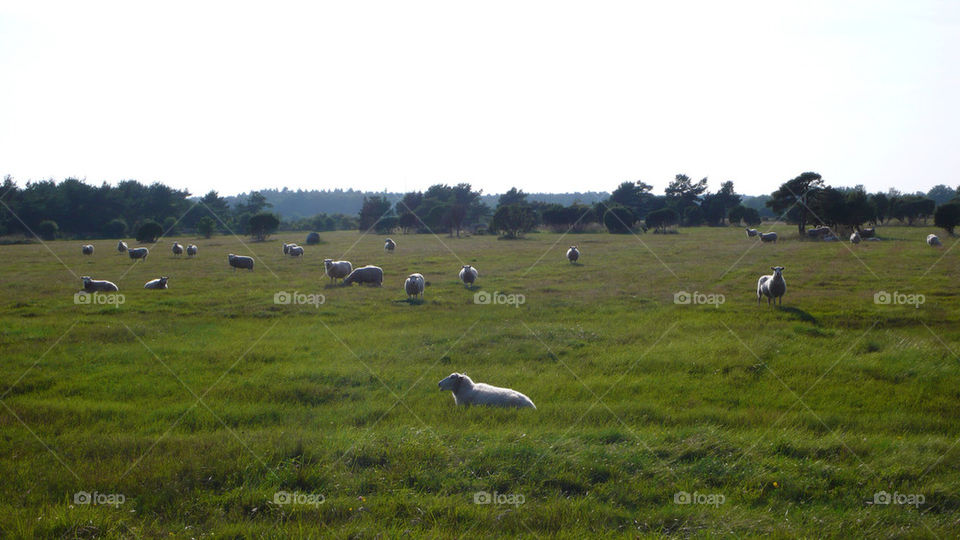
[228,253,254,271]
[117,240,128,253]
[384,238,396,252]
[172,242,184,256]
[81,244,94,255]
[282,242,294,255]
[759,232,777,243]
[81,276,118,292]
[927,234,942,247]
[459,265,478,286]
[850,231,861,244]
[404,273,425,299]
[757,266,786,306]
[288,245,304,258]
[745,228,759,238]
[323,259,353,283]
[343,265,383,286]
[186,244,198,257]
[128,247,149,261]
[806,226,830,239]
[144,276,169,289]
[566,246,580,263]
[438,373,536,409]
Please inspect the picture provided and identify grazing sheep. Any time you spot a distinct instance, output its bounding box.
[323,259,353,283]
[228,253,254,271]
[927,234,942,247]
[459,265,478,286]
[404,273,425,299]
[282,242,294,255]
[384,238,396,252]
[759,232,778,243]
[343,265,383,286]
[81,244,94,255]
[745,228,759,238]
[128,247,149,261]
[861,227,876,238]
[117,240,128,253]
[850,231,861,244]
[81,276,118,292]
[438,373,536,409]
[806,226,830,239]
[186,244,198,257]
[757,266,786,306]
[288,245,304,258]
[172,242,184,256]
[144,276,169,289]
[566,246,580,263]
[822,234,838,242]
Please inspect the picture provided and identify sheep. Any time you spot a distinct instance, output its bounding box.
[172,242,184,256]
[144,276,169,289]
[186,244,198,257]
[323,259,353,283]
[128,247,149,261]
[384,238,396,252]
[745,228,759,238]
[228,253,254,271]
[288,245,304,258]
[806,226,830,239]
[404,273,425,299]
[927,234,942,247]
[81,244,94,255]
[282,242,294,255]
[860,227,876,238]
[757,266,786,306]
[822,234,838,242]
[850,231,861,244]
[80,276,118,292]
[343,265,383,286]
[759,232,777,243]
[459,265,478,286]
[566,246,580,263]
[438,373,536,409]
[117,240,128,253]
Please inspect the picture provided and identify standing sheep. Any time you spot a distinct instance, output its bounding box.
[144,276,169,289]
[323,259,353,283]
[228,253,255,271]
[757,266,786,306]
[186,244,198,257]
[117,240,128,254]
[384,238,396,252]
[759,232,778,243]
[927,234,942,247]
[404,273,425,299]
[172,242,184,256]
[745,228,759,238]
[81,244,94,255]
[282,242,294,255]
[288,245,304,258]
[438,373,536,409]
[566,246,580,263]
[459,265,478,287]
[128,247,149,261]
[81,276,118,292]
[343,265,383,286]
[850,231,861,244]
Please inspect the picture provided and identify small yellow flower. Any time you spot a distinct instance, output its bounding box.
[773,482,779,488]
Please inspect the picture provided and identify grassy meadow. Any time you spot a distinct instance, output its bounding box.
[1,225,959,538]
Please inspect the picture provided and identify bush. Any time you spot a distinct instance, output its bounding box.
[682,206,704,227]
[490,205,537,238]
[248,212,280,241]
[603,206,636,234]
[646,208,679,233]
[934,201,960,235]
[136,220,163,243]
[37,220,58,241]
[306,232,321,245]
[728,205,761,226]
[197,216,215,238]
[103,218,127,238]
[163,216,178,236]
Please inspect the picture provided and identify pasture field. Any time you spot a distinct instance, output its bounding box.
[1,225,959,538]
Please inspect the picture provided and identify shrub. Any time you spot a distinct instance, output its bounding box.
[37,220,58,241]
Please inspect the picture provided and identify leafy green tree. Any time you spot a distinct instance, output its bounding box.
[934,201,960,235]
[646,208,679,233]
[682,205,704,226]
[729,205,761,226]
[665,174,708,211]
[103,218,127,238]
[197,216,216,238]
[358,196,393,232]
[136,220,163,243]
[603,206,636,233]
[37,220,58,240]
[498,187,528,207]
[248,212,280,241]
[927,184,958,206]
[870,193,890,224]
[767,172,824,234]
[490,204,536,238]
[163,216,178,236]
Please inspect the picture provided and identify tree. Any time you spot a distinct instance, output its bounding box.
[136,220,163,243]
[236,191,271,215]
[197,216,215,238]
[927,184,958,206]
[37,220,58,240]
[103,218,127,238]
[248,212,280,241]
[682,205,704,226]
[935,201,960,235]
[358,196,393,232]
[490,204,536,238]
[665,174,708,210]
[603,206,636,233]
[199,191,232,228]
[163,216,178,236]
[498,187,528,207]
[767,172,824,234]
[870,193,890,224]
[646,208,679,233]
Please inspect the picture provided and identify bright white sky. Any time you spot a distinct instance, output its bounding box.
[1,1,958,197]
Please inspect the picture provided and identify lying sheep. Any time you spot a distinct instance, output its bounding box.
[323,259,353,283]
[861,227,876,238]
[228,253,254,271]
[117,240,128,253]
[144,276,169,289]
[566,246,580,263]
[384,238,396,252]
[343,265,383,286]
[459,265,478,286]
[927,234,942,247]
[759,232,777,243]
[822,234,838,242]
[438,373,536,409]
[81,244,94,255]
[806,226,830,239]
[745,228,759,238]
[186,244,198,257]
[128,247,149,261]
[172,242,184,256]
[288,245,304,258]
[850,231,861,244]
[404,273,425,299]
[757,266,786,306]
[81,276,118,292]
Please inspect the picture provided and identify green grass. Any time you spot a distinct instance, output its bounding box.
[1,225,958,538]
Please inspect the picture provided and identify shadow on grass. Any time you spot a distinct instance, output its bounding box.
[778,306,818,324]
[394,298,425,306]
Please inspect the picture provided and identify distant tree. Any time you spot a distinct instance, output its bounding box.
[890,195,936,225]
[870,193,890,224]
[742,207,762,226]
[358,196,393,232]
[842,188,874,231]
[498,187,528,207]
[603,206,637,233]
[162,216,178,236]
[490,204,536,238]
[197,216,215,238]
[665,174,708,211]
[927,184,958,206]
[682,205,705,226]
[236,191,271,215]
[934,201,960,235]
[37,220,58,240]
[103,218,127,238]
[199,191,232,227]
[609,181,654,217]
[136,220,163,243]
[646,208,679,233]
[248,212,280,241]
[767,172,824,234]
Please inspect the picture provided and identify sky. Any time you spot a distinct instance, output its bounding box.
[1,1,958,197]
